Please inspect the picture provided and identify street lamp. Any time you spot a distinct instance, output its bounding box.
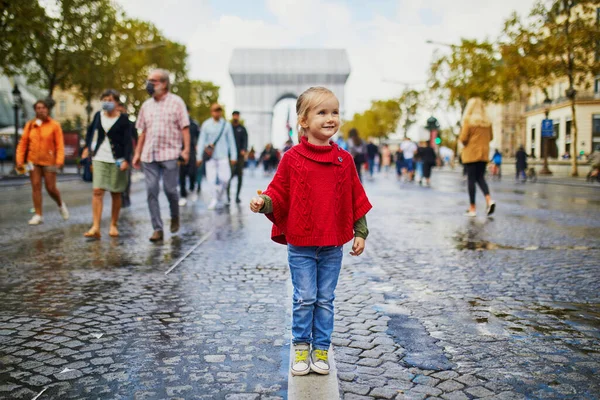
[539,96,553,175]
[12,83,22,172]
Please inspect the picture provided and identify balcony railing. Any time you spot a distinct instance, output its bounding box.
[526,91,600,112]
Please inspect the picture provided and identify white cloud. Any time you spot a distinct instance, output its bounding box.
[116,0,537,124]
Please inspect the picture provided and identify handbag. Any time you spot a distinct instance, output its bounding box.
[202,122,226,162]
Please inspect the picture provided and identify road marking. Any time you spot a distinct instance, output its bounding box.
[165,231,213,275]
[32,387,48,400]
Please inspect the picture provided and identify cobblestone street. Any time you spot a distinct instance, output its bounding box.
[0,170,598,399]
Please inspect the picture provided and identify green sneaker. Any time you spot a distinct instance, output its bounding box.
[310,348,330,375]
[291,343,310,376]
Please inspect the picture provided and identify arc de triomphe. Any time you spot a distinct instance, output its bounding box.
[229,49,351,152]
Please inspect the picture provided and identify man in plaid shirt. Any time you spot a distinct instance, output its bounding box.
[133,69,190,242]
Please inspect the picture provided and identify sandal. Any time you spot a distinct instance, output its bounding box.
[84,229,101,239]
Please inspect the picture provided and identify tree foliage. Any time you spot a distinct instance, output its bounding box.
[398,89,421,137]
[0,1,45,73]
[175,80,221,124]
[340,99,401,140]
[429,39,506,113]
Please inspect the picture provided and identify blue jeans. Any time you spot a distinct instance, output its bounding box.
[288,244,343,350]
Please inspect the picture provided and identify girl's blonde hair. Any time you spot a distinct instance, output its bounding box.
[296,86,338,141]
[462,97,491,128]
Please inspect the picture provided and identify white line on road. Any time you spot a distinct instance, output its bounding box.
[164,231,213,275]
[32,387,48,400]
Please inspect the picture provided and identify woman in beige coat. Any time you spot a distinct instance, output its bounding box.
[459,98,496,217]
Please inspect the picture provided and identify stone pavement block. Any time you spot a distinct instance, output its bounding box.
[441,390,470,400]
[412,375,440,387]
[436,380,465,392]
[410,384,443,397]
[431,371,459,380]
[224,394,259,400]
[370,386,399,399]
[464,386,495,398]
[341,382,371,395]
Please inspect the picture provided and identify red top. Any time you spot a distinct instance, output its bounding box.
[263,136,372,246]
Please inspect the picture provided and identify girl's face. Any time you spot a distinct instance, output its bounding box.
[301,96,340,145]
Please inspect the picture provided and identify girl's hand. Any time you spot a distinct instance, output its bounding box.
[249,196,264,213]
[350,237,365,256]
[119,160,129,171]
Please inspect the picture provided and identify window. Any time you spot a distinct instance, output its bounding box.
[595,76,600,94]
[553,122,560,138]
[593,115,600,139]
[59,100,66,115]
[565,120,572,155]
[531,127,536,156]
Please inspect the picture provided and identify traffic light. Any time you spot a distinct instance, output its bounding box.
[435,137,442,145]
[580,150,585,155]
[289,127,293,137]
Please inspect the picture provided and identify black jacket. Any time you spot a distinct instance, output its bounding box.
[516,150,528,170]
[417,146,437,165]
[85,112,134,162]
[232,124,248,154]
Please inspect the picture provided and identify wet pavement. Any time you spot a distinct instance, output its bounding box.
[0,169,599,399]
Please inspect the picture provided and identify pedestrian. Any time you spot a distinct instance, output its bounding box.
[381,143,392,176]
[400,136,418,182]
[16,100,69,225]
[227,110,248,204]
[132,69,191,242]
[366,141,378,179]
[0,147,6,174]
[179,107,200,206]
[247,146,257,177]
[416,141,437,186]
[81,89,133,239]
[197,103,237,210]
[347,128,366,183]
[515,145,528,182]
[394,147,404,180]
[260,143,278,176]
[117,100,137,208]
[491,149,502,180]
[459,97,496,217]
[249,86,372,376]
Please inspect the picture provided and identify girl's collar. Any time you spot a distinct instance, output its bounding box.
[294,136,344,165]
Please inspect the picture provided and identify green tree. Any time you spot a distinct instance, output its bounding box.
[429,39,505,114]
[398,89,421,138]
[341,99,401,140]
[66,2,120,125]
[0,1,44,73]
[518,1,600,176]
[10,0,119,107]
[175,79,220,124]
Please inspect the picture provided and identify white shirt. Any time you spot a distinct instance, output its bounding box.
[93,113,119,163]
[400,141,418,160]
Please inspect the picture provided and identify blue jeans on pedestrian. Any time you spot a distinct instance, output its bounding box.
[367,158,375,177]
[288,244,343,350]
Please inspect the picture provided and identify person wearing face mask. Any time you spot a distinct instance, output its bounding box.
[16,100,69,225]
[81,89,133,238]
[132,69,190,242]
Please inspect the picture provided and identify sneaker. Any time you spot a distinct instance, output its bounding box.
[149,230,164,242]
[486,201,496,216]
[59,202,69,220]
[28,214,43,225]
[235,197,241,204]
[190,193,198,202]
[291,343,310,376]
[178,198,187,207]
[310,348,330,375]
[465,210,477,217]
[207,199,218,210]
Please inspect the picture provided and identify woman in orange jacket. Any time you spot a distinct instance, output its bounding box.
[16,100,69,225]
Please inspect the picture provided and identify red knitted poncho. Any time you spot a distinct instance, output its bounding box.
[262,136,372,246]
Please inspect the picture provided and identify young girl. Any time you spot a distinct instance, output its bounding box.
[250,87,372,376]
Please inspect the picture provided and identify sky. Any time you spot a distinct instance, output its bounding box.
[116,0,536,137]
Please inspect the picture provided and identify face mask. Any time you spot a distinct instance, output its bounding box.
[146,81,155,96]
[102,101,115,112]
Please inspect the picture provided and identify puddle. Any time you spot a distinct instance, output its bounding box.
[453,234,597,251]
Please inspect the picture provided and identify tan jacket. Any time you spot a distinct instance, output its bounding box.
[16,117,64,166]
[459,123,493,164]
